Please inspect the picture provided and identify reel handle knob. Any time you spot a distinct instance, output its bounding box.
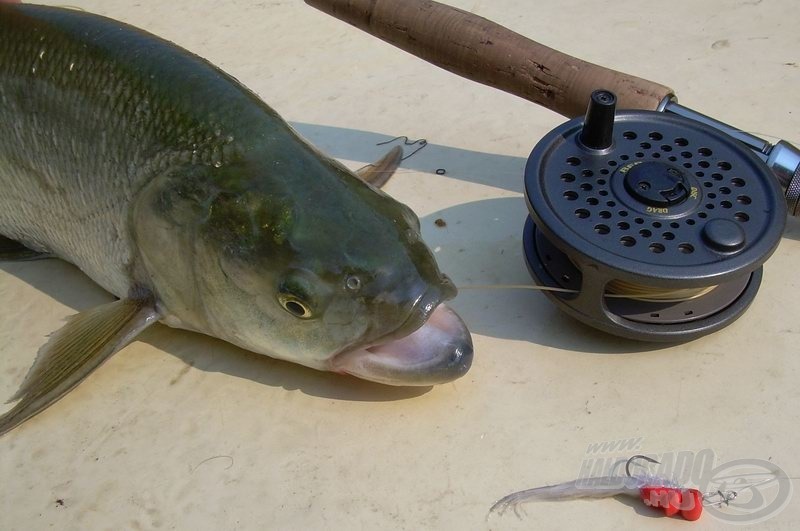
[580,90,617,150]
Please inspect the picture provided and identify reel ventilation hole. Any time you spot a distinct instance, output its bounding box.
[522,90,786,341]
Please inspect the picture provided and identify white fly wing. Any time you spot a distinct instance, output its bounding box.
[489,476,644,517]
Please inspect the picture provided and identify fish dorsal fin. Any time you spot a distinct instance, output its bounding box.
[0,235,50,261]
[0,297,159,437]
[356,146,403,188]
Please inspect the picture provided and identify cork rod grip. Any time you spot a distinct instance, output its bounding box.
[305,0,674,117]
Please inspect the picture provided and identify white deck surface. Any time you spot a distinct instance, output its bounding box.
[2,1,799,529]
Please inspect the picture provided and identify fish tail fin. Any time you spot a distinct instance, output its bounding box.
[0,235,50,261]
[356,146,403,188]
[0,297,159,437]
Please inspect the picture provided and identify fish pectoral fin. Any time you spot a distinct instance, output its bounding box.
[356,146,403,188]
[0,235,50,261]
[0,297,160,437]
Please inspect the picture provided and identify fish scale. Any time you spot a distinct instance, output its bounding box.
[0,5,255,296]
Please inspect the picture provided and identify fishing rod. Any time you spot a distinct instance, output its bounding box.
[305,0,798,341]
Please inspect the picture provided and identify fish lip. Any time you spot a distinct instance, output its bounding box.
[353,278,455,354]
[391,285,450,341]
[328,287,438,363]
[329,301,473,387]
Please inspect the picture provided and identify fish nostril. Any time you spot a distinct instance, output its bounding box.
[345,274,361,291]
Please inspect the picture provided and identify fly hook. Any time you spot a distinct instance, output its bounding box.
[626,455,661,477]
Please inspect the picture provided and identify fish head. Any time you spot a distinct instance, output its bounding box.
[136,155,473,386]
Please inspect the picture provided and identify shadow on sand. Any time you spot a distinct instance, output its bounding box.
[1,123,693,403]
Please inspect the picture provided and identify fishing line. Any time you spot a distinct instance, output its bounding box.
[376,135,428,160]
[458,283,718,303]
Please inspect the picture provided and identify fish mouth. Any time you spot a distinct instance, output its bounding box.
[330,301,474,387]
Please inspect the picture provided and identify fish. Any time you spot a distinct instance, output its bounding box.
[0,4,473,436]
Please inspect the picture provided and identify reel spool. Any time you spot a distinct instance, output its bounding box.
[523,90,787,342]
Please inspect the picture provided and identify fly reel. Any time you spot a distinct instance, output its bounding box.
[523,91,787,341]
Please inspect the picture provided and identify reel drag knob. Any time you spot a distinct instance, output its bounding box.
[522,90,786,341]
[623,162,690,206]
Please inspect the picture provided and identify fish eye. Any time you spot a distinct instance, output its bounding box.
[345,275,361,291]
[278,294,313,319]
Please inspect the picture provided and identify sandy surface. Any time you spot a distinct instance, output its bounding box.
[1,1,799,529]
